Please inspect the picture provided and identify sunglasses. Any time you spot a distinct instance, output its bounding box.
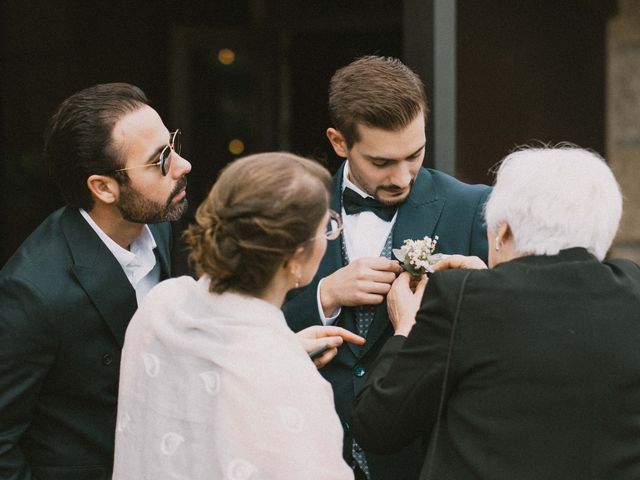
[114,129,181,176]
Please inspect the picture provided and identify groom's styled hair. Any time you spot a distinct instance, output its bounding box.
[328,55,428,149]
[485,145,622,261]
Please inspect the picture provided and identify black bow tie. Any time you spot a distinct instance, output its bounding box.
[342,187,397,222]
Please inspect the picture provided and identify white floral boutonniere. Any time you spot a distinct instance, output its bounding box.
[392,235,444,276]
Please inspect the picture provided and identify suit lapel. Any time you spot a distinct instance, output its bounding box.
[318,166,347,280]
[361,168,446,356]
[327,167,363,355]
[61,208,138,348]
[149,223,171,279]
[393,167,445,248]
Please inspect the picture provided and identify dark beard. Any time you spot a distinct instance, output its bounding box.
[117,177,188,224]
[373,178,415,206]
[348,166,414,206]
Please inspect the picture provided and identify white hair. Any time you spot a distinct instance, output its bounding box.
[484,145,622,261]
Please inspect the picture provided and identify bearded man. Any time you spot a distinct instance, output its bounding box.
[0,83,191,480]
[284,56,490,480]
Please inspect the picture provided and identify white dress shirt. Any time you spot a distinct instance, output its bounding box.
[317,161,398,324]
[80,209,161,305]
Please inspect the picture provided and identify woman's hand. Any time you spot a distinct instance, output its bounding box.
[387,272,428,337]
[434,254,487,271]
[296,325,365,368]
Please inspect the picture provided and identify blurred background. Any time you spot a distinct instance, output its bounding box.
[2,0,638,271]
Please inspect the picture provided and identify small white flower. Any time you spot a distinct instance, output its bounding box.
[199,371,221,396]
[277,405,305,433]
[116,412,131,433]
[227,459,258,480]
[392,235,443,275]
[160,432,185,455]
[142,353,161,377]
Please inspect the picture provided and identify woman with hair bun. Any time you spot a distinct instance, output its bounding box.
[114,152,358,479]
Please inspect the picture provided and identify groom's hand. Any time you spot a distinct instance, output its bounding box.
[319,257,402,316]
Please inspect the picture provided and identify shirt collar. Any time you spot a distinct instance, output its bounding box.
[79,208,157,270]
[342,161,371,199]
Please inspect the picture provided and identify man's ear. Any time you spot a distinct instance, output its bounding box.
[326,128,349,158]
[496,222,513,245]
[86,174,119,205]
[282,244,307,269]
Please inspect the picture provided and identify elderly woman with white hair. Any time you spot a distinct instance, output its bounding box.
[351,146,640,480]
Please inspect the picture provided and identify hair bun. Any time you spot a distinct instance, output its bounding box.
[183,152,332,295]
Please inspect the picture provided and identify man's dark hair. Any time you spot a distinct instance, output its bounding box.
[328,55,428,149]
[44,82,150,210]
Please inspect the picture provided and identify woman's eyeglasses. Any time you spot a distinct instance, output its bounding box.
[308,210,343,242]
[325,210,343,240]
[114,129,181,176]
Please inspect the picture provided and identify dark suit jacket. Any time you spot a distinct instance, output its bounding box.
[284,164,490,479]
[0,207,171,480]
[352,248,640,480]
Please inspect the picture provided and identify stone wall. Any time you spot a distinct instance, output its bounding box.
[608,0,640,263]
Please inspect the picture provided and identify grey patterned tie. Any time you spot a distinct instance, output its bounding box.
[353,232,393,338]
[343,232,394,479]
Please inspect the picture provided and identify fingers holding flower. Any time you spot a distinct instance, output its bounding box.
[387,272,428,337]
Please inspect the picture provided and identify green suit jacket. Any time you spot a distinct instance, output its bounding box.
[284,164,490,480]
[0,207,172,480]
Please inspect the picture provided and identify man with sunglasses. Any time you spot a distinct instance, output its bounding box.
[0,83,191,480]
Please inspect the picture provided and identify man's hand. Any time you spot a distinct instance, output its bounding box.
[319,257,402,316]
[296,325,365,368]
[387,272,428,337]
[434,254,488,271]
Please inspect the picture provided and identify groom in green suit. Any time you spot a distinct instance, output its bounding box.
[0,83,192,480]
[283,56,490,480]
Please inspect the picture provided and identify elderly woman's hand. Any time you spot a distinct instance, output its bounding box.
[387,272,428,337]
[296,326,365,368]
[434,254,488,271]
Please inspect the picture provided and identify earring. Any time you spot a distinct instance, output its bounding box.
[495,236,501,252]
[291,269,301,289]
